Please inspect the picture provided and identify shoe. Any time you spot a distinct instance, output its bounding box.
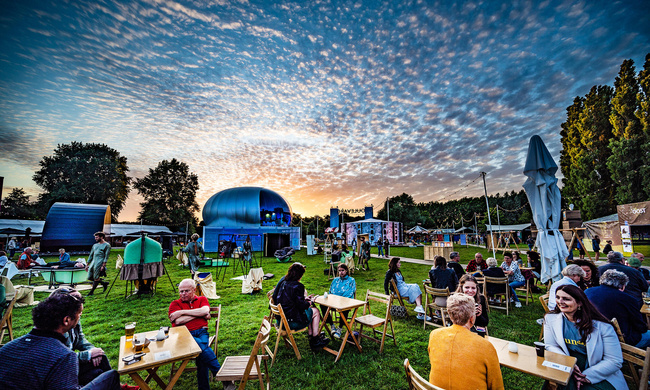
[416,313,432,321]
[332,327,341,339]
[121,384,140,390]
[536,318,544,325]
[347,331,360,342]
[414,305,425,314]
[515,302,522,308]
[102,281,109,292]
[223,381,236,390]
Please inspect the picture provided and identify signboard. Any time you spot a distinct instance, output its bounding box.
[617,201,650,255]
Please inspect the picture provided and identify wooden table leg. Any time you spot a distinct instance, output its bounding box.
[129,373,151,390]
[317,307,333,335]
[166,359,191,390]
[144,366,167,389]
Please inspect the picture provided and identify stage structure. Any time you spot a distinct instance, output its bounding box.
[202,187,299,253]
[342,218,403,246]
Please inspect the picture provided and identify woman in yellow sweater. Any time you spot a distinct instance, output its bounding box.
[427,293,504,390]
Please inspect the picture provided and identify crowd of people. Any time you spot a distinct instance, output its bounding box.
[2,229,649,390]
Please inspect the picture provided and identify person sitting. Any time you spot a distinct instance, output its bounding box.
[326,263,356,338]
[456,274,489,331]
[599,251,647,305]
[544,285,625,389]
[569,259,599,289]
[340,244,354,270]
[49,288,130,387]
[587,270,650,351]
[273,263,330,351]
[0,251,8,268]
[447,251,466,279]
[169,279,233,390]
[0,291,120,390]
[428,256,458,308]
[47,248,79,268]
[242,236,253,263]
[548,265,586,311]
[628,254,649,282]
[482,257,507,298]
[500,252,526,308]
[466,252,488,273]
[17,247,38,269]
[427,293,504,390]
[526,250,542,280]
[384,257,426,319]
[512,251,523,266]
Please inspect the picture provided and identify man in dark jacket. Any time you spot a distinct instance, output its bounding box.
[598,251,647,304]
[586,269,650,348]
[447,251,466,279]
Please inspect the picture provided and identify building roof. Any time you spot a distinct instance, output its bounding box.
[109,224,173,237]
[0,219,45,235]
[583,213,618,224]
[484,223,531,232]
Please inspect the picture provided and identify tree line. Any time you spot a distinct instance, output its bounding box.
[560,53,650,221]
[1,142,199,232]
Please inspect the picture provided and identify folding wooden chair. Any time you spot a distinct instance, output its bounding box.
[483,276,510,316]
[169,305,221,381]
[404,358,445,390]
[0,296,16,346]
[423,285,450,329]
[611,318,626,343]
[355,290,396,353]
[390,278,411,317]
[619,338,650,390]
[215,316,272,390]
[266,302,307,365]
[539,293,550,341]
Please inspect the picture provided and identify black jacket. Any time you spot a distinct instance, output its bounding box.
[482,267,507,296]
[275,279,311,324]
[428,267,458,292]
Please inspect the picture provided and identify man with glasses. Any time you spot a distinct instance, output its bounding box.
[0,291,120,389]
[169,279,233,390]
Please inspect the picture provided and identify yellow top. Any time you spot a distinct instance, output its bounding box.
[428,324,504,390]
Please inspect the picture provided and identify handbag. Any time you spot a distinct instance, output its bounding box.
[390,305,407,318]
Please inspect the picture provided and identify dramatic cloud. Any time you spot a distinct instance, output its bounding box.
[1,0,648,220]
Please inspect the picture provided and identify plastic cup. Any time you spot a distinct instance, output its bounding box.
[508,341,518,353]
[323,292,329,299]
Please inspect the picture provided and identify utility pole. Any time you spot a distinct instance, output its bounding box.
[481,172,496,259]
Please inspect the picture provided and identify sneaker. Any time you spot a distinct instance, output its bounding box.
[414,305,425,314]
[121,385,140,390]
[515,302,522,308]
[223,381,236,390]
[536,318,544,325]
[332,328,341,339]
[416,313,432,321]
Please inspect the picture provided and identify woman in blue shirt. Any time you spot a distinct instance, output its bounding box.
[326,264,356,338]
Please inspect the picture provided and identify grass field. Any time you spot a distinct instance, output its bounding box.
[6,244,632,389]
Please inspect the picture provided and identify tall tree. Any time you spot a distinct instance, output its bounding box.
[574,85,615,220]
[33,142,131,220]
[607,59,645,204]
[134,159,199,229]
[0,188,35,219]
[637,54,650,199]
[559,96,585,206]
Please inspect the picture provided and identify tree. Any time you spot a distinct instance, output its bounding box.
[559,96,585,207]
[33,142,131,220]
[637,54,650,198]
[0,188,35,219]
[607,59,645,204]
[133,159,199,229]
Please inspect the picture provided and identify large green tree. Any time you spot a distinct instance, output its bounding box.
[134,159,199,229]
[0,188,35,219]
[637,54,650,198]
[574,85,616,220]
[33,142,131,220]
[559,96,585,206]
[607,59,645,204]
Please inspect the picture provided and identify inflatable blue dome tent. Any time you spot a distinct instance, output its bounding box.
[202,187,299,253]
[40,203,111,252]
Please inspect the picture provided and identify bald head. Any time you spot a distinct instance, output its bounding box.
[178,279,196,301]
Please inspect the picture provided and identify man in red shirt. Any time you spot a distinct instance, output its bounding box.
[169,279,232,390]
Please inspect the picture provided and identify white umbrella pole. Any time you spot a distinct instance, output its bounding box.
[481,172,497,259]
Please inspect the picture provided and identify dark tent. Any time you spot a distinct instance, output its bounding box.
[40,203,111,252]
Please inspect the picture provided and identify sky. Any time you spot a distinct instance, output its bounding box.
[1,0,649,223]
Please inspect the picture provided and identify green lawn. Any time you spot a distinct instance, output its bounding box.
[5,244,600,389]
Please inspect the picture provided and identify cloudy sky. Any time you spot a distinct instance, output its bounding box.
[1,0,648,222]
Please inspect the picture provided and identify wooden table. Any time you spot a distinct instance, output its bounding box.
[487,337,576,386]
[118,326,201,390]
[641,303,650,329]
[315,294,367,362]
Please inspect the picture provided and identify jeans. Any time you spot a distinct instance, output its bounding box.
[636,331,650,349]
[378,246,384,257]
[79,355,112,386]
[190,328,221,390]
[80,369,120,390]
[509,280,525,303]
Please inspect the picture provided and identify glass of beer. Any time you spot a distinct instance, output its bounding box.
[125,322,136,340]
